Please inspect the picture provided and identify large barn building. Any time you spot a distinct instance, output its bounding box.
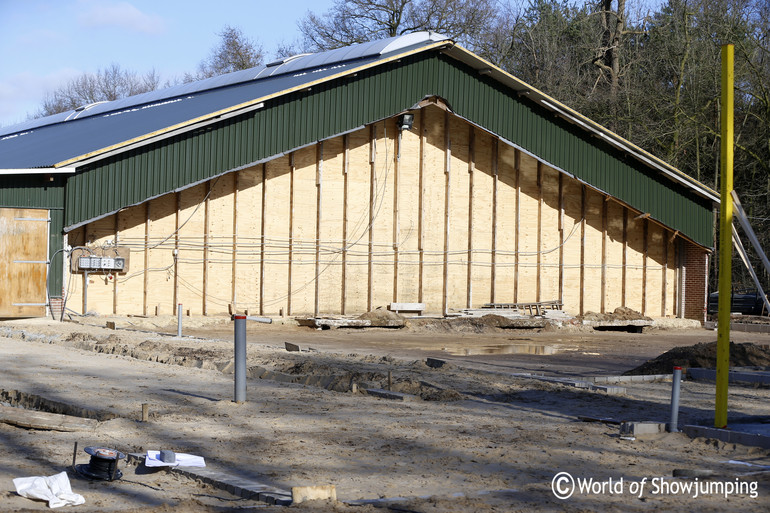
[0,33,716,320]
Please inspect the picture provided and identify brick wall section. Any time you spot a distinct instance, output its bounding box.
[682,240,709,322]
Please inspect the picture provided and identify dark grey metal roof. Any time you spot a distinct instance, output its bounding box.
[0,32,447,168]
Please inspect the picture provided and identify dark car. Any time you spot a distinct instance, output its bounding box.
[707,288,768,316]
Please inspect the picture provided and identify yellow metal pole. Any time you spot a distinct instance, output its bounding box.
[715,44,734,428]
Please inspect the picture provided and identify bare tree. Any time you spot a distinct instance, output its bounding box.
[185,25,264,82]
[298,0,497,51]
[39,64,160,117]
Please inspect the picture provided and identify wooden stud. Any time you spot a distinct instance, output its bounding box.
[642,218,648,315]
[144,201,150,316]
[467,125,475,309]
[259,164,266,316]
[622,208,628,307]
[173,193,180,312]
[203,182,211,316]
[536,161,542,303]
[418,113,425,304]
[288,152,295,316]
[393,124,400,303]
[442,110,451,315]
[341,138,349,314]
[514,149,520,303]
[662,229,669,317]
[491,138,498,304]
[368,126,375,312]
[113,213,119,314]
[558,173,564,304]
[601,198,608,313]
[580,185,586,316]
[315,142,323,317]
[231,172,239,309]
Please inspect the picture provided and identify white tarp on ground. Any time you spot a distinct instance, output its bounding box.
[13,471,85,508]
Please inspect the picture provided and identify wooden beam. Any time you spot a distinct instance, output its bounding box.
[536,161,542,303]
[259,164,266,316]
[367,126,375,313]
[662,228,669,317]
[315,141,324,317]
[491,138,498,304]
[442,110,451,316]
[622,208,628,307]
[514,149,520,303]
[341,138,349,314]
[642,218,648,316]
[288,152,295,316]
[114,212,119,314]
[580,185,586,316]
[173,193,179,313]
[393,124,400,304]
[601,198,608,313]
[144,201,150,316]
[467,125,475,309]
[418,113,425,304]
[203,182,211,316]
[558,173,564,305]
[231,172,239,309]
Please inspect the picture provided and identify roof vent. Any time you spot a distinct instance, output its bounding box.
[266,53,312,67]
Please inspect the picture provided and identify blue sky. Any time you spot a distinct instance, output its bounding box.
[0,0,335,127]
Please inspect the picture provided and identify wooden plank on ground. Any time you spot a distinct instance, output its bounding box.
[0,404,98,432]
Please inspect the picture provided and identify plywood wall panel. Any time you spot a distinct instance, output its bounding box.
[625,215,645,313]
[605,200,625,310]
[146,195,177,315]
[291,147,319,315]
[317,138,346,313]
[175,184,208,315]
[206,174,236,314]
[395,112,422,305]
[582,188,604,313]
[446,115,470,310]
[234,166,263,312]
[470,129,494,307]
[517,153,539,302]
[560,179,583,315]
[494,145,517,304]
[646,223,665,316]
[421,106,447,313]
[116,204,150,314]
[370,121,397,310]
[540,165,561,303]
[343,128,371,313]
[262,157,292,314]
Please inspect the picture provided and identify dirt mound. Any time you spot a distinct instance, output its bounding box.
[358,309,404,321]
[581,306,651,322]
[624,341,770,375]
[408,314,543,333]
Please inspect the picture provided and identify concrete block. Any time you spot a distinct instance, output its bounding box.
[426,358,446,368]
[106,321,116,330]
[292,485,337,504]
[591,385,626,395]
[285,342,300,352]
[365,389,420,401]
[620,421,666,436]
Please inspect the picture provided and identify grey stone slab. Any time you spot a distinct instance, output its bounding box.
[591,384,626,395]
[426,358,446,368]
[620,421,666,436]
[366,388,420,401]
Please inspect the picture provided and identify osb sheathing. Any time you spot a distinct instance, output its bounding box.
[66,105,683,318]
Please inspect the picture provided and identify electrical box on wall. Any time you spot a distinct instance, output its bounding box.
[77,256,126,271]
[70,246,130,274]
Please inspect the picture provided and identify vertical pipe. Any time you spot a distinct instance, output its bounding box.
[233,315,247,403]
[716,44,734,428]
[177,303,183,337]
[669,366,682,432]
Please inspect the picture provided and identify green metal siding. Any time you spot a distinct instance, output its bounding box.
[0,175,65,295]
[63,50,713,246]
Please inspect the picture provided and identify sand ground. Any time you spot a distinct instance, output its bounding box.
[0,314,769,512]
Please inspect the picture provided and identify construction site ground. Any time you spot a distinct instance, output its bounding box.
[1,314,769,512]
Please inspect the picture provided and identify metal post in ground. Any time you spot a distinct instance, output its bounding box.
[233,315,247,403]
[177,303,183,337]
[668,366,682,432]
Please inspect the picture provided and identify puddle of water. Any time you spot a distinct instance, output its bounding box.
[448,344,561,356]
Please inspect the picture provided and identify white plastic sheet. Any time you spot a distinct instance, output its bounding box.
[144,450,205,468]
[13,471,85,508]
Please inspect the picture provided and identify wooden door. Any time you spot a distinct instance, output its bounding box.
[0,208,49,318]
